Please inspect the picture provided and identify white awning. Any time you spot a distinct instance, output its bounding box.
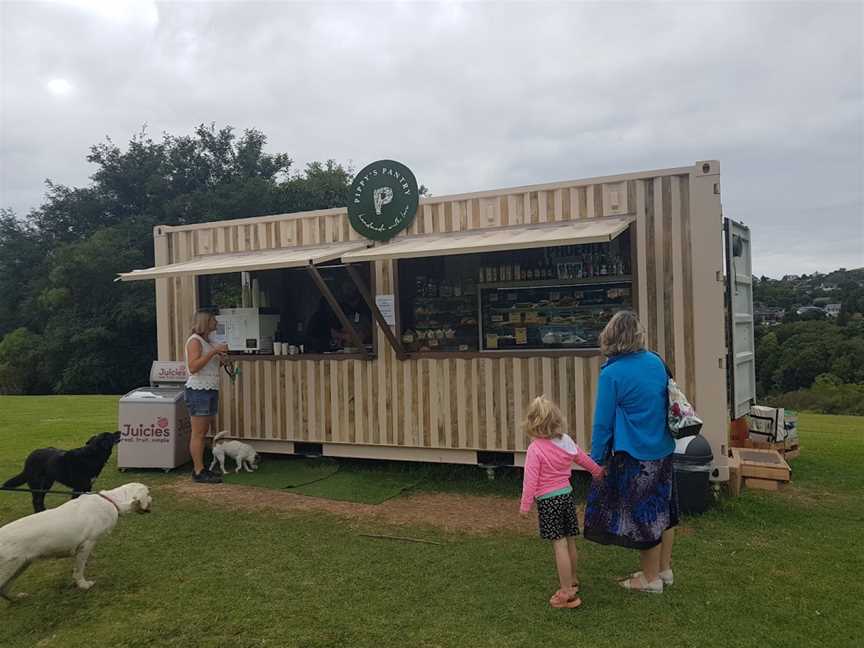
[118,241,369,281]
[341,217,634,262]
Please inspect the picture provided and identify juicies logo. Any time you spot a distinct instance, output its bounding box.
[122,418,171,443]
[347,160,419,241]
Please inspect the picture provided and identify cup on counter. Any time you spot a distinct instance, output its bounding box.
[288,345,298,356]
[273,343,284,356]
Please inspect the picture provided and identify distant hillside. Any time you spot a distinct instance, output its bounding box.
[754,267,864,317]
[753,267,864,414]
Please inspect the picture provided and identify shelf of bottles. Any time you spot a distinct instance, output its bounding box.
[398,236,633,354]
[478,241,633,352]
[478,242,630,285]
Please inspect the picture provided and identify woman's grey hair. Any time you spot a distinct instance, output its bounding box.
[599,310,646,357]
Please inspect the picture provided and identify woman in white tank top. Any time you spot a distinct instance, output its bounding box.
[184,310,229,483]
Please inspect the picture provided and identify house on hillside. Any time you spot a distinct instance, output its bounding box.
[755,305,786,326]
[825,304,842,318]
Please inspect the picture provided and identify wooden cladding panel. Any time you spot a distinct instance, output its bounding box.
[180,174,699,454]
[216,355,618,452]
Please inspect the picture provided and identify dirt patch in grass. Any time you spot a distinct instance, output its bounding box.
[779,483,856,507]
[164,479,539,535]
[163,479,697,537]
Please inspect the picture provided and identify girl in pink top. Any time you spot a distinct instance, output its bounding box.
[520,396,605,609]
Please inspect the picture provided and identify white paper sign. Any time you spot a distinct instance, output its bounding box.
[375,294,396,326]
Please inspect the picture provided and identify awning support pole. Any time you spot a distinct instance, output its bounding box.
[346,263,407,360]
[306,264,369,359]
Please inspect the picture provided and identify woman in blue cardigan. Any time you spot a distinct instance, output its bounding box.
[583,310,679,594]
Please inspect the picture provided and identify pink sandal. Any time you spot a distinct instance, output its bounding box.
[549,588,582,609]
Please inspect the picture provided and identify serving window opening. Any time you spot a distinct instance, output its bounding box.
[396,228,633,354]
[197,263,375,357]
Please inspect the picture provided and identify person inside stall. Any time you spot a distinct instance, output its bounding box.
[305,285,373,353]
[332,283,372,351]
[305,297,340,353]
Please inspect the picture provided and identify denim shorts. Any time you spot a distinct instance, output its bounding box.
[184,388,219,417]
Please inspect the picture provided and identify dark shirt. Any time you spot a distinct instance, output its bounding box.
[306,306,339,353]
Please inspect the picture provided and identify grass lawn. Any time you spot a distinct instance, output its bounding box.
[1,395,862,648]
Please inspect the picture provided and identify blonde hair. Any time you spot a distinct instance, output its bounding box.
[523,395,564,439]
[599,310,645,357]
[190,310,215,337]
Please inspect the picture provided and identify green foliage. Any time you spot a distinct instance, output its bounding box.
[769,381,864,416]
[755,319,864,397]
[0,125,354,394]
[0,328,49,394]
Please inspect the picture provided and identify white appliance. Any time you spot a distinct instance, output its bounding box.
[749,405,796,444]
[118,361,192,471]
[215,307,281,353]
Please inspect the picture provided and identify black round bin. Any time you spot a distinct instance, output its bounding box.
[673,435,714,515]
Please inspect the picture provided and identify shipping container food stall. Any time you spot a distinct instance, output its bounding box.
[120,160,754,481]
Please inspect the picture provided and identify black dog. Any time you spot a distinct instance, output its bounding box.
[2,432,121,512]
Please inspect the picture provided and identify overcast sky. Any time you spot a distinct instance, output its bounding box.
[1,0,861,277]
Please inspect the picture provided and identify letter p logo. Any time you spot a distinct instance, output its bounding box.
[373,187,394,216]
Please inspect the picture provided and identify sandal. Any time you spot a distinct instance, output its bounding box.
[618,570,673,586]
[549,588,583,609]
[619,573,663,594]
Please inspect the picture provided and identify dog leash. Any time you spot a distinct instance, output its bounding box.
[221,358,240,384]
[0,486,93,497]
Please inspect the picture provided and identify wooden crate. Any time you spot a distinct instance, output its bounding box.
[731,437,801,461]
[745,477,786,492]
[730,447,791,482]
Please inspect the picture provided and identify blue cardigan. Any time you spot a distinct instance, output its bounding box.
[589,350,675,463]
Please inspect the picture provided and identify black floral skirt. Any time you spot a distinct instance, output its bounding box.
[583,452,679,550]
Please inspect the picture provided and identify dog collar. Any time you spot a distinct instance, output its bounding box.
[97,492,121,513]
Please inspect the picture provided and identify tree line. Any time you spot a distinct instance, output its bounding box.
[1,125,862,417]
[0,125,352,394]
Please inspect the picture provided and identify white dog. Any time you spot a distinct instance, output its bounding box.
[209,431,259,474]
[0,483,152,600]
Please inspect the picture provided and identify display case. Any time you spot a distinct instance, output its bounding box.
[479,278,633,351]
[396,232,634,354]
[400,274,479,352]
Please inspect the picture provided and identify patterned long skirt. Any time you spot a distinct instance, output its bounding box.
[583,452,679,550]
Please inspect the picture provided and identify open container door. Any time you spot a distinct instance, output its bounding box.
[724,218,756,419]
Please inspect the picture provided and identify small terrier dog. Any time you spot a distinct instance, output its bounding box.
[209,431,260,474]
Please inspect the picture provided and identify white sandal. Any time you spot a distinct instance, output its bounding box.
[619,572,663,594]
[621,569,673,586]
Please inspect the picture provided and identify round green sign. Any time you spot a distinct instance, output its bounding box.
[347,160,419,241]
